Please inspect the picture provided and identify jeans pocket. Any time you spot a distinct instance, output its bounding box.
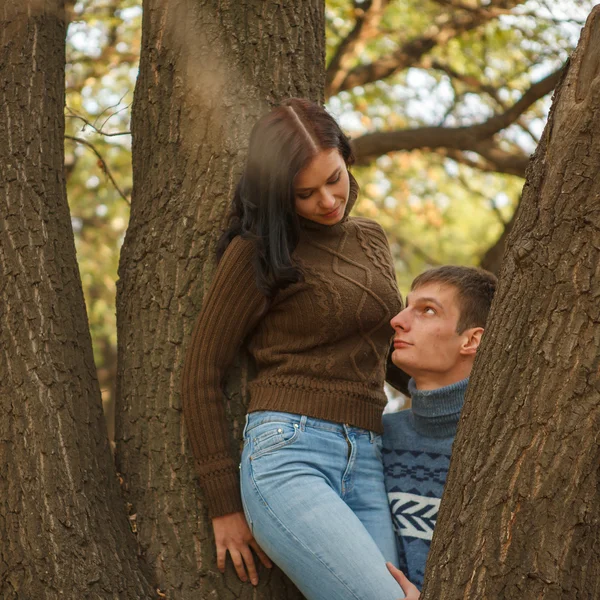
[250,421,300,459]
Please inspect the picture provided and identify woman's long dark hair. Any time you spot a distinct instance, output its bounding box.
[217,98,359,298]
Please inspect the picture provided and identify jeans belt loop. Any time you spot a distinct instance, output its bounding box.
[300,415,308,432]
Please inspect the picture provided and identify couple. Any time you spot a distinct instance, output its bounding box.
[181,98,496,599]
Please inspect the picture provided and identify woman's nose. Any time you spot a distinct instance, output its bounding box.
[319,189,336,208]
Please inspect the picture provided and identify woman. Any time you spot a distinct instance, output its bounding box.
[182,98,415,600]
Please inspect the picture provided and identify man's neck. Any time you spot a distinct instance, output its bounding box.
[408,377,469,438]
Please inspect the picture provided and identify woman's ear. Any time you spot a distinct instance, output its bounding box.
[460,327,484,356]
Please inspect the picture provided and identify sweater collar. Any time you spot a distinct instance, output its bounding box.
[408,377,468,438]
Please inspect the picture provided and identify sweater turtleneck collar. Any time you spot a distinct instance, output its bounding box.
[298,188,357,236]
[408,377,468,438]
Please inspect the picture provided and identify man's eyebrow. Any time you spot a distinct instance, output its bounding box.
[295,167,341,192]
[406,295,444,310]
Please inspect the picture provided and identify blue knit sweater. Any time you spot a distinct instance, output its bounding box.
[382,378,467,589]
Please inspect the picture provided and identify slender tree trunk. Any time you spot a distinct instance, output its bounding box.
[0,2,153,597]
[116,1,324,597]
[423,8,600,599]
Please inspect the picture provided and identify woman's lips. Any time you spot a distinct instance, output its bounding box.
[321,205,342,219]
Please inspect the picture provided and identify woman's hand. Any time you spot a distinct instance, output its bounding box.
[386,562,421,600]
[212,512,273,585]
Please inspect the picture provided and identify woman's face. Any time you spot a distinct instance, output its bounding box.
[294,148,350,225]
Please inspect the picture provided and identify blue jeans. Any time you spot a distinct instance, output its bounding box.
[240,411,404,600]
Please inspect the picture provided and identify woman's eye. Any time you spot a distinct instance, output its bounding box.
[424,307,436,315]
[328,172,341,185]
[297,191,312,199]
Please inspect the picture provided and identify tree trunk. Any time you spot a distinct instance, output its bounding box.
[423,8,600,599]
[116,1,325,597]
[0,1,154,598]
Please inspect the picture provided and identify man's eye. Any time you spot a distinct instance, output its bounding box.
[424,307,436,315]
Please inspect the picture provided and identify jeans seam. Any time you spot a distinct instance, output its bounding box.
[247,464,365,600]
[341,435,355,498]
[240,487,254,534]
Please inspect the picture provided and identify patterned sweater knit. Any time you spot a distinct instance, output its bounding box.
[382,377,467,588]
[182,210,402,517]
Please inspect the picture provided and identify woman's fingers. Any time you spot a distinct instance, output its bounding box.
[250,539,273,569]
[240,546,259,585]
[212,513,274,585]
[229,549,249,583]
[216,545,227,574]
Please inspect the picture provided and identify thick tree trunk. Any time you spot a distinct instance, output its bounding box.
[116,1,324,597]
[0,1,154,598]
[423,8,600,599]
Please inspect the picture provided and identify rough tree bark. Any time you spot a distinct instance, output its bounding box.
[423,7,600,599]
[116,1,324,597]
[0,1,153,597]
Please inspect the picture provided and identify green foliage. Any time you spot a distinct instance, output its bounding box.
[325,0,596,292]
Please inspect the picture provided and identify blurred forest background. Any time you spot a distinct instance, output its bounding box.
[64,0,597,435]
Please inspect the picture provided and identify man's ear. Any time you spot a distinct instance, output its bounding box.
[459,327,484,356]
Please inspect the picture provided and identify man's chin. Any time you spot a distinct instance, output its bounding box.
[391,353,415,378]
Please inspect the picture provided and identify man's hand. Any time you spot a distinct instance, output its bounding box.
[387,562,421,600]
[212,512,273,585]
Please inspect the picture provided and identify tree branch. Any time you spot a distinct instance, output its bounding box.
[433,146,528,178]
[64,135,130,204]
[422,58,544,146]
[66,114,131,137]
[420,57,503,102]
[351,66,562,172]
[329,0,528,96]
[66,106,131,138]
[325,0,390,98]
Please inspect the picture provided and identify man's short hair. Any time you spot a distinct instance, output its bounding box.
[411,266,497,333]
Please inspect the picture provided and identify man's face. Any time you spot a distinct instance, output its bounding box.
[391,282,473,388]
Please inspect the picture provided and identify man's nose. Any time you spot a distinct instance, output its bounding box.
[391,309,409,331]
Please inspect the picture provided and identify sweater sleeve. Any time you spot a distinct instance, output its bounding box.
[181,236,267,517]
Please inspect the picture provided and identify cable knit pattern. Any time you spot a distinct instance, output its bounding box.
[182,214,402,517]
[354,219,399,292]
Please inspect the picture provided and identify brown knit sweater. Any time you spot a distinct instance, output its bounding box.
[182,214,402,517]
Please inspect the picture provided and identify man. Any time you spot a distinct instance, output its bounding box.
[383,265,497,589]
